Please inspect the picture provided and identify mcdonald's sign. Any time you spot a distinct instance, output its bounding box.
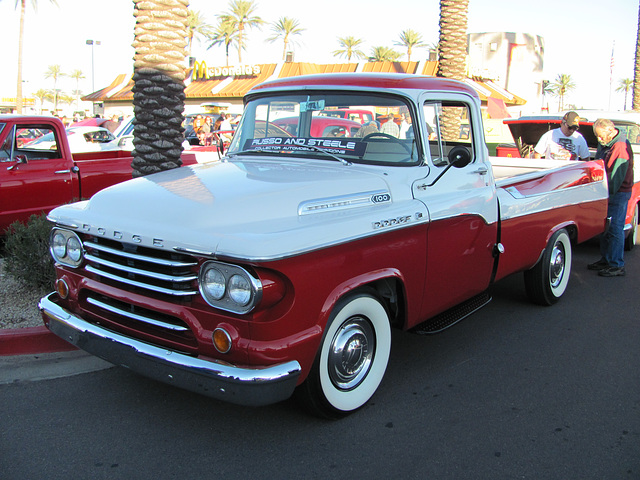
[192,61,261,81]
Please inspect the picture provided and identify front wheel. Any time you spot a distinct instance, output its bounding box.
[296,292,391,419]
[524,228,572,306]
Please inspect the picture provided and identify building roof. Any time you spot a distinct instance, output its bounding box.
[82,60,523,106]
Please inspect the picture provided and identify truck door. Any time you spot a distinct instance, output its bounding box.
[414,99,499,321]
[0,124,74,232]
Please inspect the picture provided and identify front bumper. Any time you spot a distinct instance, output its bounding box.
[39,293,301,406]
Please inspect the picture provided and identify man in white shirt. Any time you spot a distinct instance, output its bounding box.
[534,111,590,160]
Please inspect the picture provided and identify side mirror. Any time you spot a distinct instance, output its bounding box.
[448,145,472,168]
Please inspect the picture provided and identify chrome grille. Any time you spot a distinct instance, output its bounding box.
[83,238,199,297]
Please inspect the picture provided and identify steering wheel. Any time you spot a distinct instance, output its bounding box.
[362,132,413,156]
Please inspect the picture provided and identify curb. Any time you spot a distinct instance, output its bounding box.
[0,326,77,356]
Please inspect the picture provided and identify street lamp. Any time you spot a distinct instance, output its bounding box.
[86,39,101,93]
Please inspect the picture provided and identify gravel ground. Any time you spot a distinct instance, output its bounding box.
[0,258,49,329]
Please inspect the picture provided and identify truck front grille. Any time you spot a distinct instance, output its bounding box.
[83,238,199,297]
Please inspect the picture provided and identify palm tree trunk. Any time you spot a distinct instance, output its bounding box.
[437,0,469,141]
[634,0,640,111]
[131,0,189,178]
[16,0,26,114]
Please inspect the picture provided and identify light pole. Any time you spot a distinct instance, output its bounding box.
[85,39,101,93]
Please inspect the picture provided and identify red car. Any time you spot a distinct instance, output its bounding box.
[273,116,363,138]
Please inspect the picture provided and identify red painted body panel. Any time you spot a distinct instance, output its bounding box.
[52,225,428,384]
[500,160,606,196]
[496,199,607,282]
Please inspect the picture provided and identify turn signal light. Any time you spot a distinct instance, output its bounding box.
[55,279,69,299]
[213,328,232,354]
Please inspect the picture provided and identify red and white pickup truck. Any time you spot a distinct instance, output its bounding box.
[0,115,198,234]
[39,74,608,418]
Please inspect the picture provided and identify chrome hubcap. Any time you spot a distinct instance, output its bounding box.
[549,242,565,288]
[328,317,375,390]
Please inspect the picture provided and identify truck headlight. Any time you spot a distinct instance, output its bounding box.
[198,261,262,314]
[50,228,84,268]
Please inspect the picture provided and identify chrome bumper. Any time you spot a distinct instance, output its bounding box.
[39,293,301,406]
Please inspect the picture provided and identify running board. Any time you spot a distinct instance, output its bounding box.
[411,292,492,335]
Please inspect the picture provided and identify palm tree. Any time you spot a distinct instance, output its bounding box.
[218,0,264,63]
[267,17,304,61]
[437,0,469,141]
[207,19,238,67]
[437,0,468,81]
[368,46,402,62]
[10,0,59,114]
[44,64,65,113]
[333,36,366,62]
[131,0,189,178]
[633,1,640,111]
[68,69,85,111]
[186,9,214,57]
[549,73,576,111]
[395,29,427,63]
[617,78,633,110]
[32,88,52,114]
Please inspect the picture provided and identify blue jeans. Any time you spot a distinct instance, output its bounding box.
[601,191,632,267]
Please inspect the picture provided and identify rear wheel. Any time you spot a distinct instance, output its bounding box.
[296,292,391,419]
[624,203,638,251]
[524,229,572,306]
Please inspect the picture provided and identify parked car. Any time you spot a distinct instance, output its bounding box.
[24,126,118,153]
[273,116,363,137]
[0,115,198,234]
[40,74,609,418]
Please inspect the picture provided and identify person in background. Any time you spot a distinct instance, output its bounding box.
[218,113,233,144]
[380,114,399,137]
[534,111,590,160]
[399,113,412,139]
[587,118,634,277]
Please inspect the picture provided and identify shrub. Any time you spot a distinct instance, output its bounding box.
[4,214,55,290]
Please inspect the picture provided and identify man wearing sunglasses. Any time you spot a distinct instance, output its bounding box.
[534,111,590,160]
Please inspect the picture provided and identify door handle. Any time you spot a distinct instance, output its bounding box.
[473,165,488,175]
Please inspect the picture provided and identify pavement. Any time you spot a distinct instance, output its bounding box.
[0,324,114,384]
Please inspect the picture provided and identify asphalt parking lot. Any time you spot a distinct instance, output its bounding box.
[1,241,639,480]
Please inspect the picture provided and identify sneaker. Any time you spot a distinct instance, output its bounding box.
[587,259,609,271]
[598,266,626,277]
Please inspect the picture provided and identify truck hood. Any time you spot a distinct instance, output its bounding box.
[49,158,426,260]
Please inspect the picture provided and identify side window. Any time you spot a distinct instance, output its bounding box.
[15,126,61,159]
[0,126,14,162]
[424,101,474,167]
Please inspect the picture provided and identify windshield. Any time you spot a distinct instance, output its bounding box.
[228,92,422,166]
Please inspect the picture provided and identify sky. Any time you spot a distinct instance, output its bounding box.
[0,0,638,113]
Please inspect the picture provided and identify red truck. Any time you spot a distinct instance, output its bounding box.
[0,115,198,234]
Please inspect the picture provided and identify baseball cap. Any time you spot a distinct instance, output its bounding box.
[563,111,581,127]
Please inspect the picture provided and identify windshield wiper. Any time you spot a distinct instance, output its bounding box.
[305,145,352,166]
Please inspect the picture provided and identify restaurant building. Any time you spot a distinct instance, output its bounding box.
[83,58,526,121]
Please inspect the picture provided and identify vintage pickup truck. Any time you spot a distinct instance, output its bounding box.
[0,115,198,234]
[39,74,608,418]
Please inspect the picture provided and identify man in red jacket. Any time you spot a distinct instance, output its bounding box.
[588,118,634,277]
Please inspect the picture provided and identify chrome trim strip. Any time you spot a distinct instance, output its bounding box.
[85,241,198,267]
[85,265,198,296]
[86,296,190,332]
[39,294,301,406]
[85,253,197,283]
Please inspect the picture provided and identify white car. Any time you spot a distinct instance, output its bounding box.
[25,126,118,153]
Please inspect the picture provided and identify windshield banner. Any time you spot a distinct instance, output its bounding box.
[244,137,367,156]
